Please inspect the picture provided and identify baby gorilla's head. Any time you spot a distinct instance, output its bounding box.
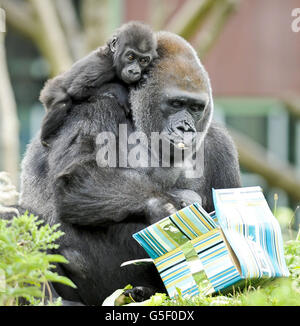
[108,21,158,84]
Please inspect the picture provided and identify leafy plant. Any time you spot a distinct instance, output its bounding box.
[0,212,76,306]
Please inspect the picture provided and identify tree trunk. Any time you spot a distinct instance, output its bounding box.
[29,0,73,76]
[195,0,239,58]
[165,0,216,40]
[54,0,85,60]
[0,31,20,186]
[81,0,113,52]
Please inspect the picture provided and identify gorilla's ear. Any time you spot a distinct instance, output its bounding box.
[109,37,118,53]
[196,98,213,133]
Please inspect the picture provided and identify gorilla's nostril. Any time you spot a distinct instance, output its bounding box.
[177,122,195,133]
[177,125,185,132]
[129,69,140,76]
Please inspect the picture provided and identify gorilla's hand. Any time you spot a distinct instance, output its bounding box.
[169,189,202,209]
[145,191,202,222]
[145,197,179,222]
[123,286,156,303]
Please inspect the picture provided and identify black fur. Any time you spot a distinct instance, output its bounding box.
[40,21,157,146]
[19,32,241,305]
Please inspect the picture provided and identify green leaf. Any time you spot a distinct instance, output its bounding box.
[123,284,133,291]
[8,286,42,298]
[46,254,69,264]
[44,271,76,288]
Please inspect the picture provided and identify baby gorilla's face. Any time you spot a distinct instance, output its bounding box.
[110,22,157,85]
[118,46,153,84]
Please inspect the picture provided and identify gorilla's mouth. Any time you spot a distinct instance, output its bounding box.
[172,140,191,150]
[162,119,197,150]
[175,142,187,149]
[164,133,194,150]
[121,71,141,84]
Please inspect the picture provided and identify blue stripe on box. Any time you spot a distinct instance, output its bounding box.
[170,203,217,239]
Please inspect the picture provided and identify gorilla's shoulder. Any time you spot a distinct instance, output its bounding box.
[203,121,241,189]
[204,121,238,162]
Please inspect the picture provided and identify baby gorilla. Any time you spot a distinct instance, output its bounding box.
[40,21,157,146]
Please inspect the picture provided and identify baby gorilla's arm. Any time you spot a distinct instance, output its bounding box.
[65,47,115,100]
[40,76,72,146]
[39,48,115,145]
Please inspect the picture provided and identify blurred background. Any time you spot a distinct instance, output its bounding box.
[0,0,299,233]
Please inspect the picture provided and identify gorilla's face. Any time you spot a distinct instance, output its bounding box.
[117,46,153,84]
[130,32,214,153]
[111,23,158,85]
[159,88,209,149]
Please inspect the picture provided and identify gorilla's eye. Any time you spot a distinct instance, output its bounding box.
[140,57,150,65]
[190,103,206,112]
[170,100,184,108]
[127,53,135,61]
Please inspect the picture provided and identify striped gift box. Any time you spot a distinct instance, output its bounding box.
[133,187,289,299]
[133,203,242,298]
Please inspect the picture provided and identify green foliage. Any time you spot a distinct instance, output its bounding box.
[274,207,295,229]
[239,279,299,306]
[0,212,76,306]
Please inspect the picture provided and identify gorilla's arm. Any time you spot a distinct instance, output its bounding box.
[53,160,179,226]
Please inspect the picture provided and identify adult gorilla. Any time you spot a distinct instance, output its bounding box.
[19,31,240,305]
